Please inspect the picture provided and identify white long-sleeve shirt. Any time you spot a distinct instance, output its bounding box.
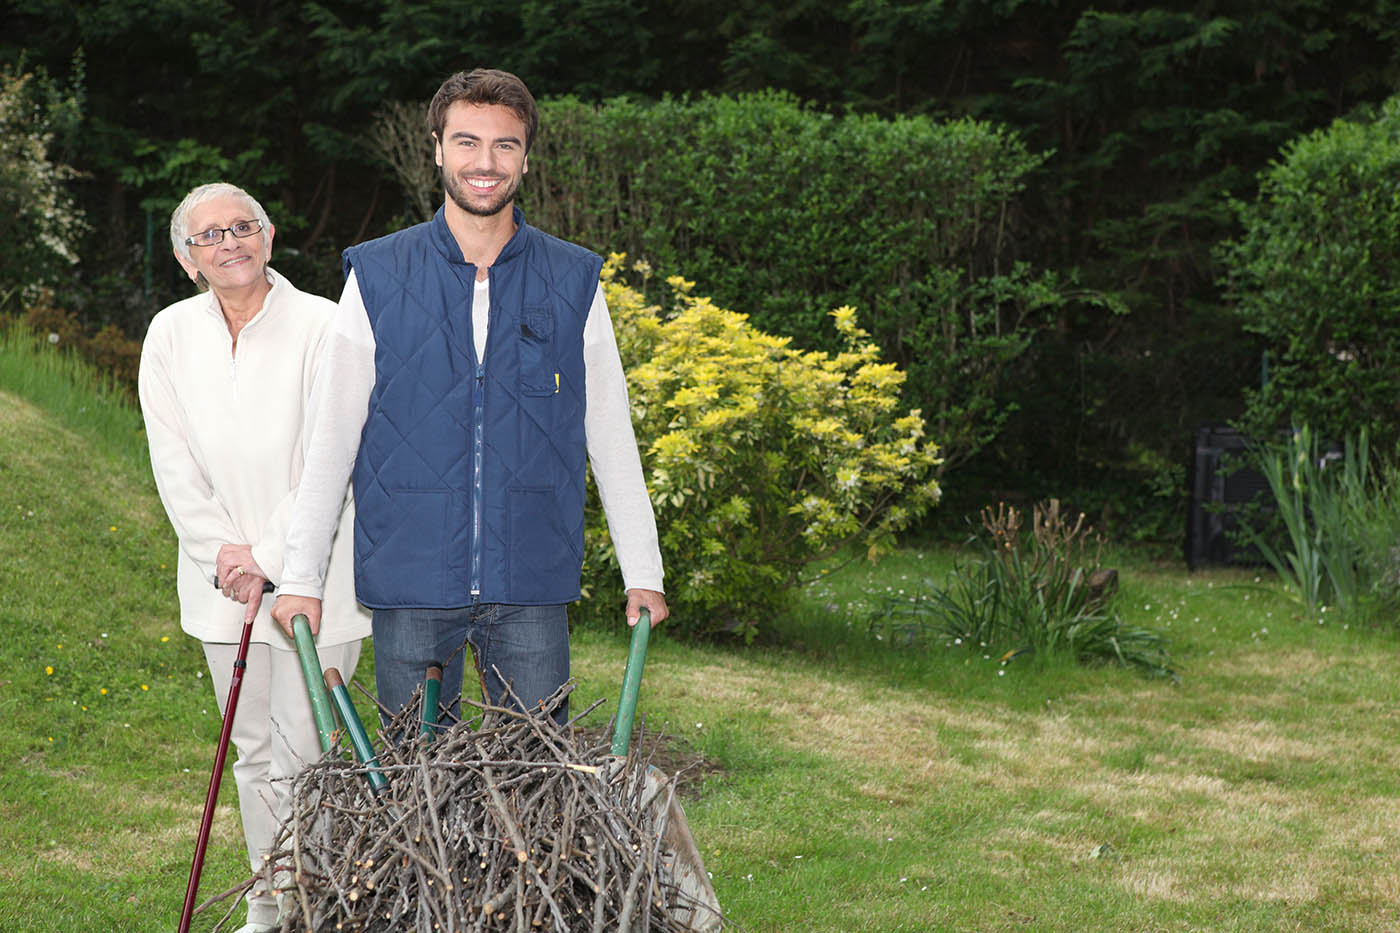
[138,269,370,645]
[279,270,664,601]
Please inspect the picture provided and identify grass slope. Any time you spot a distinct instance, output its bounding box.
[3,334,1400,931]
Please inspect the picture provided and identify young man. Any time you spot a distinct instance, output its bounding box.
[271,69,665,725]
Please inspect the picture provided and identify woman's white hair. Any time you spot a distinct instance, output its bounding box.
[169,182,272,264]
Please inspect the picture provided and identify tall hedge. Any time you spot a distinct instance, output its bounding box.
[1219,95,1400,450]
[520,92,1072,474]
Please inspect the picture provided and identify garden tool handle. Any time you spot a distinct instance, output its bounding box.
[293,614,337,754]
[421,665,443,741]
[610,608,652,756]
[324,667,390,796]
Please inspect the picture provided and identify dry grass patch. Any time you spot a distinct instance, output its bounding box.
[659,659,1042,770]
[39,809,239,876]
[1214,643,1373,680]
[0,390,104,467]
[1086,775,1400,916]
[1180,721,1326,762]
[1119,867,1197,903]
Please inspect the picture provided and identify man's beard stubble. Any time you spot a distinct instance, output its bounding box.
[442,168,521,218]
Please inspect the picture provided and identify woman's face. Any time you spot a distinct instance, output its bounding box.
[175,195,274,293]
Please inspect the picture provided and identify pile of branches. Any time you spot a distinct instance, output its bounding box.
[209,682,723,932]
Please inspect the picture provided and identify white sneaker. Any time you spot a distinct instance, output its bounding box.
[231,923,277,933]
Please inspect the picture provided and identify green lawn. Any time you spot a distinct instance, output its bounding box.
[3,338,1399,931]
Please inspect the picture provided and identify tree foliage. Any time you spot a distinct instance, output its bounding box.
[970,2,1399,533]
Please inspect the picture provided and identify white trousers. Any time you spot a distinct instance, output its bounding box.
[203,638,362,925]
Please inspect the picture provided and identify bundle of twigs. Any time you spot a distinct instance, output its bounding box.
[210,680,721,932]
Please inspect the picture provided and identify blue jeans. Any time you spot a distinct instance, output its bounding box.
[371,603,570,732]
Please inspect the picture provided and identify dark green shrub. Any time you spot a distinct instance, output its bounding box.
[1219,96,1400,450]
[521,93,1081,474]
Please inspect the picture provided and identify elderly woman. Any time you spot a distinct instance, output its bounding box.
[139,182,370,933]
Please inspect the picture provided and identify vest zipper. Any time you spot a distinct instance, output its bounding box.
[470,360,485,598]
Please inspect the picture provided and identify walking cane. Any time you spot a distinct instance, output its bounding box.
[177,580,269,933]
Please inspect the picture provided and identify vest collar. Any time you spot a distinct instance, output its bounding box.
[430,204,530,269]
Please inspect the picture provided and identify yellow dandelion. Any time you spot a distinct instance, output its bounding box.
[109,525,117,532]
[160,636,169,643]
[100,688,108,695]
[140,684,149,691]
[45,666,53,675]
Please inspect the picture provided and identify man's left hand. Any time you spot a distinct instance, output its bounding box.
[625,588,668,627]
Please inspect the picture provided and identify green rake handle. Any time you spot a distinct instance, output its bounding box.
[292,614,337,755]
[610,608,652,757]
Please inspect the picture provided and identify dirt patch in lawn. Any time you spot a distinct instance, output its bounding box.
[571,723,726,800]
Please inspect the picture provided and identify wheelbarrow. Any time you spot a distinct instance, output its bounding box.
[287,609,724,930]
[610,609,724,931]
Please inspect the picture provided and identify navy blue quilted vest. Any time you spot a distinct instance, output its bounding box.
[344,206,604,608]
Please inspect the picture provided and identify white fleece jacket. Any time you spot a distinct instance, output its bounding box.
[139,268,370,645]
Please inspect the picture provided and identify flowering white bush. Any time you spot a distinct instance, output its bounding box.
[0,66,86,309]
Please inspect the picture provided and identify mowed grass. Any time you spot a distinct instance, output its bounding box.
[3,335,1400,931]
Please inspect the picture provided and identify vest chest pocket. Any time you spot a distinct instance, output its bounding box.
[518,306,557,397]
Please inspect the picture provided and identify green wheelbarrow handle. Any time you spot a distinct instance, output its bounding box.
[421,665,443,741]
[292,614,337,755]
[603,608,724,929]
[610,608,652,757]
[325,667,391,797]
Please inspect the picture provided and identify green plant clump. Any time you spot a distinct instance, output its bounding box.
[0,324,146,462]
[873,501,1174,678]
[1247,426,1400,624]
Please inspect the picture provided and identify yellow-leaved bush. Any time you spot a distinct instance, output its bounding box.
[581,256,942,638]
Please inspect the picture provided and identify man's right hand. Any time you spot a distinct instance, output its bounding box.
[271,594,323,638]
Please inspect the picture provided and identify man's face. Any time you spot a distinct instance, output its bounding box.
[434,101,529,218]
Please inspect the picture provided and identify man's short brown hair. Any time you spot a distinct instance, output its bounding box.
[427,69,539,152]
